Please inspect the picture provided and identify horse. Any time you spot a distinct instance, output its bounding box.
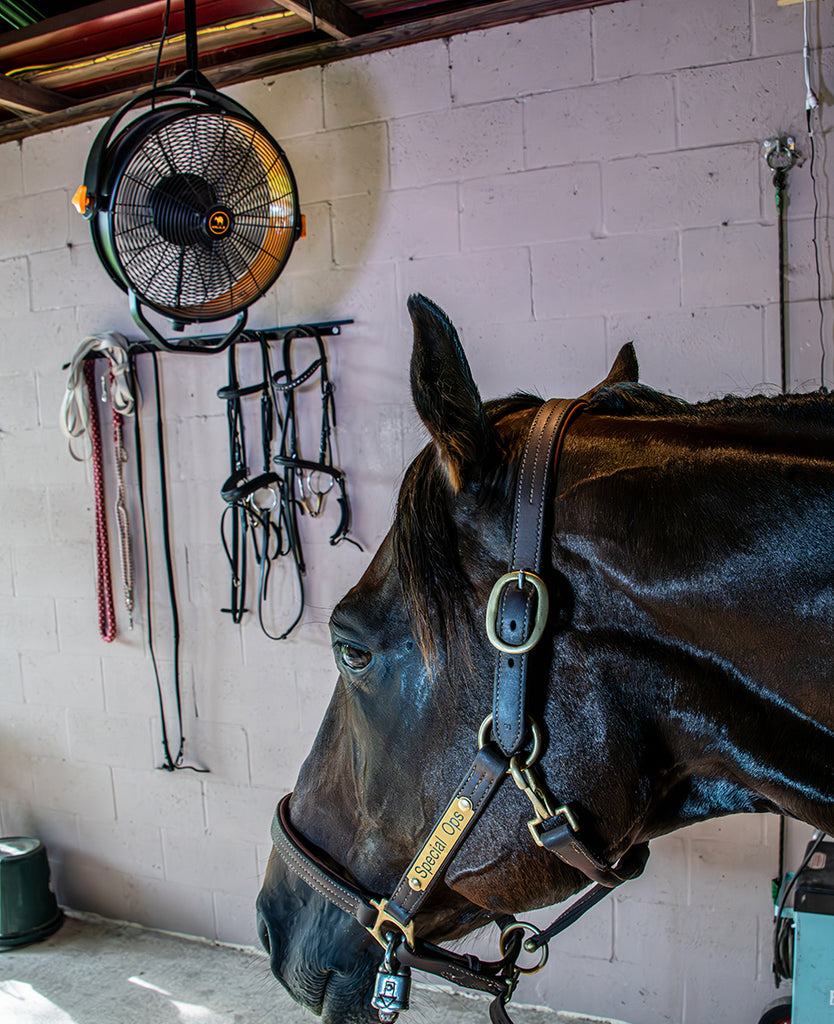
[257,294,834,1024]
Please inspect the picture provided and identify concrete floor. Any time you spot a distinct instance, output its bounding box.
[0,912,619,1024]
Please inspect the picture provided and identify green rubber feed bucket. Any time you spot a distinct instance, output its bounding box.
[0,837,63,949]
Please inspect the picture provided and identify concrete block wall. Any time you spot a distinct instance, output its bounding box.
[1,0,832,1020]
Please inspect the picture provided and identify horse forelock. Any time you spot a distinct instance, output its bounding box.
[393,443,472,669]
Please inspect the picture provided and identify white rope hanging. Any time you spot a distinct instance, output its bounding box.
[60,332,135,459]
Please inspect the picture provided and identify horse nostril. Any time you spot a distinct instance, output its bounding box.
[257,912,271,954]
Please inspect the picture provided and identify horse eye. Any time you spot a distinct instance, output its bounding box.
[339,643,372,672]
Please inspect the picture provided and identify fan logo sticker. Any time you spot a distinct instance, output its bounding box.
[208,210,232,237]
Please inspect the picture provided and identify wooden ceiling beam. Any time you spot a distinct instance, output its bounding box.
[0,72,71,114]
[15,12,306,92]
[0,0,625,142]
[267,0,367,40]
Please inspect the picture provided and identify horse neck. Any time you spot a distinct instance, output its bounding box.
[558,410,834,834]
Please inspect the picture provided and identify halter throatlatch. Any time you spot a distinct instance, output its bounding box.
[269,397,651,1023]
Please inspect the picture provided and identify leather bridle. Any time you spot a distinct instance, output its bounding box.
[219,327,360,640]
[269,398,650,1023]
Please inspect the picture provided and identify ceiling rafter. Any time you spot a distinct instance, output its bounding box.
[268,0,367,39]
[0,1,165,58]
[0,70,70,113]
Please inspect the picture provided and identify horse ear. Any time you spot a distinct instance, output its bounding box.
[581,343,639,399]
[408,294,493,492]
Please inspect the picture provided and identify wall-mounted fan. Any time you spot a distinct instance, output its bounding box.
[73,0,302,354]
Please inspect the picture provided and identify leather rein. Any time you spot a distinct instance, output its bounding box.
[270,398,650,1023]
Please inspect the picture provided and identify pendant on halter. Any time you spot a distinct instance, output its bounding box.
[371,960,411,1023]
[372,934,411,1023]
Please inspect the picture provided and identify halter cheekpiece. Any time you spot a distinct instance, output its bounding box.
[270,397,650,1024]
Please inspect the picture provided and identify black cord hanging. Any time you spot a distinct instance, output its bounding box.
[130,350,208,773]
[806,108,827,391]
[764,137,799,394]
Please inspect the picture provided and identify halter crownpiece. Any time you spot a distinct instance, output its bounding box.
[490,398,587,755]
[269,396,650,1024]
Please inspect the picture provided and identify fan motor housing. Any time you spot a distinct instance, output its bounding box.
[88,96,301,326]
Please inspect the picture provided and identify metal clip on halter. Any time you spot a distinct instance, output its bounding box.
[368,899,416,950]
[508,757,579,849]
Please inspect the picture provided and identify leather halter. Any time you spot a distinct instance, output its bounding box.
[269,398,650,1023]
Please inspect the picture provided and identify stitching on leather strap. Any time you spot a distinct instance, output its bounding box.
[392,749,504,917]
[273,828,360,913]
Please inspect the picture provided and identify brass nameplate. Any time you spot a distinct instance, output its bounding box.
[408,798,475,887]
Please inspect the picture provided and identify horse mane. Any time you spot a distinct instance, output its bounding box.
[394,382,834,663]
[588,380,834,425]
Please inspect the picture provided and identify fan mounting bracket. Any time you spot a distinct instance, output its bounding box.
[129,290,248,355]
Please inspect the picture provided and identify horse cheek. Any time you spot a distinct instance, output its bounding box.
[443,792,585,914]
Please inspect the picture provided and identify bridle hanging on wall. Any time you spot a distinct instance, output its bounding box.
[219,326,361,640]
[127,321,356,769]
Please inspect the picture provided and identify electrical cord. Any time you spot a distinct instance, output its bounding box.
[801,0,826,390]
[807,107,826,391]
[151,0,172,108]
[803,0,819,116]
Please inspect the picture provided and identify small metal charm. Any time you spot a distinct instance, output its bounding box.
[371,933,412,1023]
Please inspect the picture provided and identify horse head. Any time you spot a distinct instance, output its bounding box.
[257,296,834,1023]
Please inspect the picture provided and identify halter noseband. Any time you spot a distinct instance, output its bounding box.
[269,398,650,1024]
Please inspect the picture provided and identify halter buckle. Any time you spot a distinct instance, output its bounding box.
[485,570,549,655]
[368,899,416,950]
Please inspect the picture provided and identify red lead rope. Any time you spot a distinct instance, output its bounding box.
[84,359,117,643]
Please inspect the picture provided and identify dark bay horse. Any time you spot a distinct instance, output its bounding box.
[257,294,834,1024]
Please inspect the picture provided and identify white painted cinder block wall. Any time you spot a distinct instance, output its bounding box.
[1,0,833,1021]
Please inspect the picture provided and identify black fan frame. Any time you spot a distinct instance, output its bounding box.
[82,73,301,350]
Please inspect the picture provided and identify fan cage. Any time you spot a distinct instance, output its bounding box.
[99,107,299,323]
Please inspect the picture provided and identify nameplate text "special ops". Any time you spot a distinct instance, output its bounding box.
[409,798,475,888]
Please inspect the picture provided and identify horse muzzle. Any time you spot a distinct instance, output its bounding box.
[257,851,382,1024]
